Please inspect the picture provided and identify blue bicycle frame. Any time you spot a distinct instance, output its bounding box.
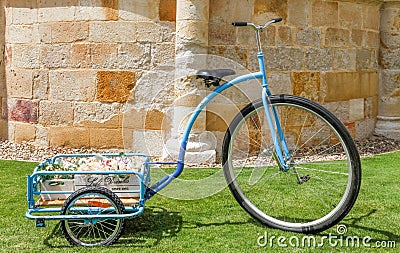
[146,51,291,199]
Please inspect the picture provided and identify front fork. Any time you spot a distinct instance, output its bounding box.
[261,88,291,171]
[261,89,310,184]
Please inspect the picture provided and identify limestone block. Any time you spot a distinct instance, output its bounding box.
[34,125,49,146]
[356,118,376,140]
[365,31,379,48]
[324,72,357,102]
[33,70,49,100]
[119,0,159,21]
[360,71,379,98]
[10,5,38,25]
[305,48,333,71]
[210,0,252,23]
[268,72,292,94]
[356,49,372,69]
[1,98,7,120]
[76,0,118,21]
[41,44,71,68]
[91,43,118,68]
[208,21,235,45]
[296,27,320,47]
[151,43,175,66]
[380,70,400,98]
[325,28,350,47]
[11,44,40,69]
[205,103,241,132]
[6,24,38,44]
[48,126,90,147]
[178,20,209,46]
[338,2,362,29]
[333,49,356,70]
[264,47,303,71]
[0,120,8,140]
[90,128,123,148]
[288,0,308,27]
[380,48,400,70]
[311,1,338,27]
[206,111,228,132]
[136,22,164,43]
[362,5,380,31]
[6,69,33,99]
[14,122,36,143]
[277,26,293,46]
[350,29,363,47]
[144,109,165,130]
[89,22,137,43]
[49,70,96,101]
[176,0,209,21]
[344,122,355,138]
[171,105,206,134]
[133,130,164,156]
[118,43,151,69]
[364,96,378,119]
[122,108,145,130]
[38,1,77,22]
[96,71,136,103]
[159,0,177,21]
[39,22,89,43]
[8,99,38,123]
[323,101,349,123]
[74,102,121,128]
[349,98,365,121]
[253,0,288,24]
[39,101,74,126]
[380,4,400,33]
[291,72,321,102]
[71,44,91,68]
[208,45,249,68]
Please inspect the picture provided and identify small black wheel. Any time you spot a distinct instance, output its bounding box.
[60,187,125,246]
[222,95,361,233]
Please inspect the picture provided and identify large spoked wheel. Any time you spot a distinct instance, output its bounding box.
[222,95,361,233]
[60,187,125,246]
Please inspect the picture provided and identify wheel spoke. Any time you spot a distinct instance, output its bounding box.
[223,96,360,233]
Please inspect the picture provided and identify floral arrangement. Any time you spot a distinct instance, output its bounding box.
[41,154,143,181]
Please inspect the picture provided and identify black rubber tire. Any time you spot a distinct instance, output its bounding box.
[222,95,361,233]
[60,187,125,246]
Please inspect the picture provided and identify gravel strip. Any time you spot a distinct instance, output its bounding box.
[0,134,399,164]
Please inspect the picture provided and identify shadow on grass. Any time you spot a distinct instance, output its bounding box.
[42,205,251,249]
[320,209,399,244]
[42,206,183,248]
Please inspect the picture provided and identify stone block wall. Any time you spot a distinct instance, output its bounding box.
[1,0,176,149]
[0,0,398,157]
[208,0,380,140]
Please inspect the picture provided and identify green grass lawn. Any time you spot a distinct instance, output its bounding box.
[0,152,399,252]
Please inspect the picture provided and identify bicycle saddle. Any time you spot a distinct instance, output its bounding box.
[196,69,236,87]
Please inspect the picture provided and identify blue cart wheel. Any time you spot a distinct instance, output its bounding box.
[60,187,125,246]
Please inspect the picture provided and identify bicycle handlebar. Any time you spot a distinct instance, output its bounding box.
[232,18,282,30]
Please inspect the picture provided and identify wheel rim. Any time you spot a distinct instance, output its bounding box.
[225,101,356,229]
[64,192,123,246]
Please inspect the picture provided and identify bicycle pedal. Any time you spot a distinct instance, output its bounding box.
[36,218,46,227]
[299,175,311,184]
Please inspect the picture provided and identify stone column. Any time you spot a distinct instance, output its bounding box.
[162,0,217,163]
[376,1,400,139]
